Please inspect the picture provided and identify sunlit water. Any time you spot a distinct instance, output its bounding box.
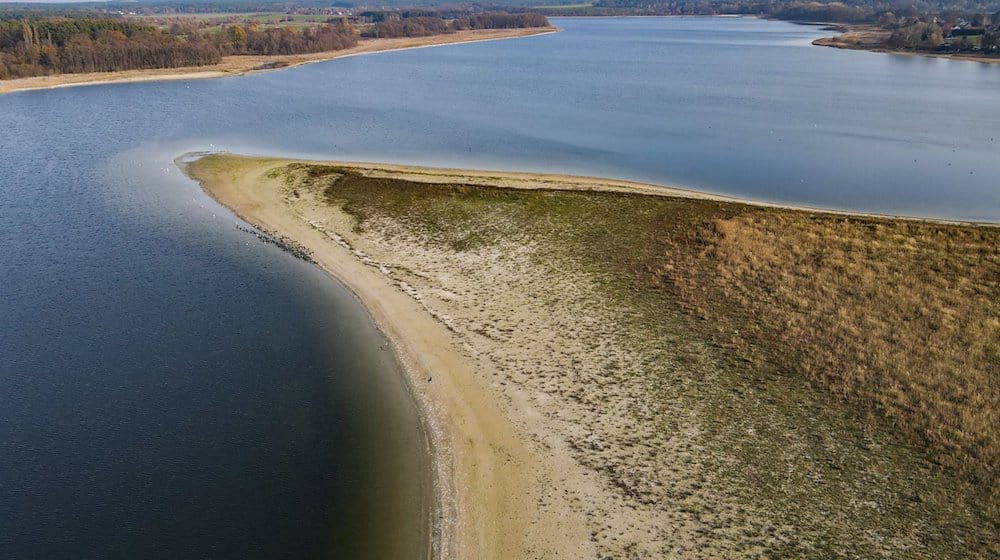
[1,15,998,560]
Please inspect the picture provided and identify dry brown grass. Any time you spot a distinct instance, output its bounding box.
[315,164,1000,491]
[813,25,1000,64]
[239,159,1000,556]
[813,26,891,49]
[653,212,1000,490]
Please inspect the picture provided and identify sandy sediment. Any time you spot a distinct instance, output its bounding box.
[0,28,557,96]
[179,155,595,560]
[180,154,999,559]
[180,155,766,559]
[180,155,782,559]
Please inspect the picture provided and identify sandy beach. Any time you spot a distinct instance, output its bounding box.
[181,154,999,559]
[179,155,594,559]
[0,28,557,97]
[180,155,744,559]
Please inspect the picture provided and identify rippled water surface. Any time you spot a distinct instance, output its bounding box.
[1,15,998,560]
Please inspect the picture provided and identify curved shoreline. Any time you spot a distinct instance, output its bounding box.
[178,154,579,559]
[179,152,999,560]
[0,27,558,97]
[198,154,998,227]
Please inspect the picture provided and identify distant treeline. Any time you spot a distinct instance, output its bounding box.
[0,11,550,80]
[455,12,549,29]
[768,2,873,23]
[0,1,354,18]
[0,19,218,78]
[4,0,1000,25]
[364,16,451,38]
[363,12,549,39]
[539,0,1000,23]
[0,18,358,79]
[3,0,1000,22]
[217,20,356,56]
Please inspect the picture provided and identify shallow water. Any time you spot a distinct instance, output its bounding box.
[1,15,998,560]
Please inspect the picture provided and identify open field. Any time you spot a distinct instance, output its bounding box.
[0,28,556,96]
[184,154,999,559]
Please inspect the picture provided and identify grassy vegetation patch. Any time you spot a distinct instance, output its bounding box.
[285,162,998,556]
[652,211,999,487]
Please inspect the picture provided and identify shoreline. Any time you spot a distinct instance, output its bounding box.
[179,153,999,560]
[0,27,558,97]
[194,154,998,227]
[180,153,999,558]
[177,154,588,559]
[811,24,1000,64]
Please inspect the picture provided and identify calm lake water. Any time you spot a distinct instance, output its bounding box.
[1,15,998,560]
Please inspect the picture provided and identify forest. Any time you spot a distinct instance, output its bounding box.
[540,0,1000,22]
[0,19,219,78]
[0,11,551,80]
[364,12,550,38]
[0,18,359,78]
[216,21,357,56]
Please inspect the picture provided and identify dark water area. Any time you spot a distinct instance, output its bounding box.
[1,15,998,560]
[0,85,430,560]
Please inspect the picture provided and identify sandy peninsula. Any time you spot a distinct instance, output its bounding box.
[0,28,556,97]
[181,154,998,559]
[179,154,593,560]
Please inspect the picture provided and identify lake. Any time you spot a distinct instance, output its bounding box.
[1,15,998,560]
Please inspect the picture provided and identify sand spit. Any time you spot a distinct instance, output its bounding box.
[179,154,593,560]
[181,154,999,559]
[0,28,557,97]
